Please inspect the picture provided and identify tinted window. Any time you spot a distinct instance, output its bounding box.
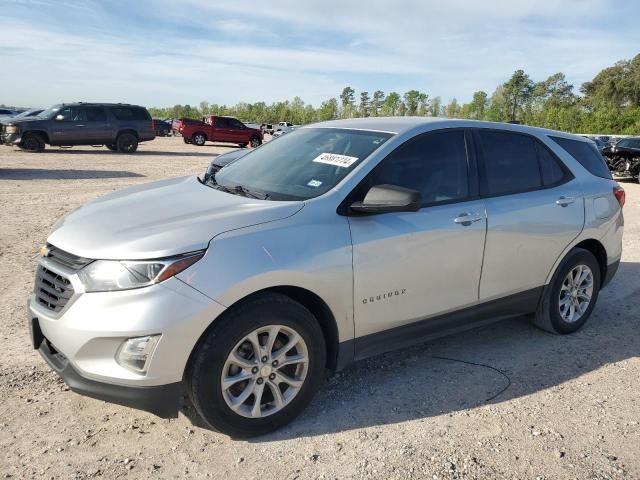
[57,106,86,122]
[0,109,13,115]
[110,107,150,121]
[228,118,245,129]
[477,130,542,195]
[216,117,230,128]
[537,144,567,186]
[364,130,469,205]
[550,136,612,179]
[85,107,106,122]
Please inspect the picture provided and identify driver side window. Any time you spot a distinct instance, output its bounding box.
[57,107,86,122]
[360,130,470,207]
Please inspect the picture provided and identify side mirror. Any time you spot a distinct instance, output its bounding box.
[350,184,422,214]
[55,114,64,121]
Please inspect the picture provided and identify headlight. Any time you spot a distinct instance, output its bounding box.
[5,125,17,134]
[78,251,205,292]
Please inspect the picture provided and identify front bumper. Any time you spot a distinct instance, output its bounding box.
[28,260,226,417]
[32,321,181,417]
[3,132,20,145]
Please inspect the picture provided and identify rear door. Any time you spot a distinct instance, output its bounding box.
[349,129,487,344]
[474,129,584,301]
[84,106,112,143]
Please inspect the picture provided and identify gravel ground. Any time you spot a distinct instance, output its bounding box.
[1,136,639,480]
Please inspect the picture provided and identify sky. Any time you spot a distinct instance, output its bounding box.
[1,0,639,108]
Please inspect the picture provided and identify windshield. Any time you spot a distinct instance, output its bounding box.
[213,128,392,200]
[38,104,62,119]
[617,138,640,149]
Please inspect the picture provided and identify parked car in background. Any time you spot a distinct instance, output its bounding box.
[174,115,263,148]
[28,118,623,437]
[274,121,295,133]
[153,119,172,137]
[1,109,43,143]
[603,136,640,182]
[263,124,274,135]
[0,108,19,122]
[2,103,155,153]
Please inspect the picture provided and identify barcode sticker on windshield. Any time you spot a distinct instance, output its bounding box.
[312,152,359,168]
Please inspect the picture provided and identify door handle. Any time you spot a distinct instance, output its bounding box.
[75,124,86,127]
[556,196,575,207]
[454,212,483,226]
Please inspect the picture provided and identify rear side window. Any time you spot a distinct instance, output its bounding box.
[85,107,106,122]
[550,136,612,179]
[109,107,151,121]
[365,130,469,205]
[537,143,568,186]
[216,117,230,128]
[476,130,542,196]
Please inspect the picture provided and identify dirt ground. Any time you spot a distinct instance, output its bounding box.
[0,136,639,480]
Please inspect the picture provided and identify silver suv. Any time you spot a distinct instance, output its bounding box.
[28,118,624,437]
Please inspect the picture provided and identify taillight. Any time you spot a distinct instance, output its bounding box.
[613,185,625,208]
[150,119,155,131]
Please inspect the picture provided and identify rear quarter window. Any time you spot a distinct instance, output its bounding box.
[549,136,612,179]
[110,107,151,121]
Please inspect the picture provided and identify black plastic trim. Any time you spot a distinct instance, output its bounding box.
[352,287,543,361]
[35,329,180,418]
[601,259,620,289]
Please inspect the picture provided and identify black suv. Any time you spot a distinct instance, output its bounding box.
[2,103,156,153]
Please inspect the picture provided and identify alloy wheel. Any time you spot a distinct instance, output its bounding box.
[558,264,594,323]
[221,325,309,418]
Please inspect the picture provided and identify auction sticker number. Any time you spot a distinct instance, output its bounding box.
[312,152,359,168]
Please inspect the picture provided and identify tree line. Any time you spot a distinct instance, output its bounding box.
[149,53,640,135]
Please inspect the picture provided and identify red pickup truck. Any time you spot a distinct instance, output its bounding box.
[173,116,263,148]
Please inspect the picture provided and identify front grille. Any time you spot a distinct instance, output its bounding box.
[45,244,92,271]
[34,245,92,313]
[34,265,74,312]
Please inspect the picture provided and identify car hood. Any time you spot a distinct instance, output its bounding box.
[47,175,304,260]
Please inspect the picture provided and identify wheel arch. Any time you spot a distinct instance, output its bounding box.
[23,129,49,144]
[185,286,342,376]
[547,238,608,290]
[116,129,139,140]
[192,131,208,141]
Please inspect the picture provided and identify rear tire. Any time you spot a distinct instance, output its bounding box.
[192,133,207,146]
[532,248,601,334]
[186,293,326,438]
[116,133,138,153]
[20,133,45,152]
[250,136,262,148]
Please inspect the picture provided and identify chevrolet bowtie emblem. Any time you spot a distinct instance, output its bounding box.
[39,245,50,257]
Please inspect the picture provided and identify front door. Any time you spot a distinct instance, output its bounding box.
[49,106,87,145]
[348,130,487,348]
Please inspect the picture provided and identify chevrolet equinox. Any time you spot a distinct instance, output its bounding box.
[28,118,624,437]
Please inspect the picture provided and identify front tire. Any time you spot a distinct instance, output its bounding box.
[186,293,326,438]
[250,136,262,148]
[116,133,138,153]
[20,133,45,152]
[533,248,601,334]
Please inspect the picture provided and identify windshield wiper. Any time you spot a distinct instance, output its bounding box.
[205,176,269,200]
[225,183,270,200]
